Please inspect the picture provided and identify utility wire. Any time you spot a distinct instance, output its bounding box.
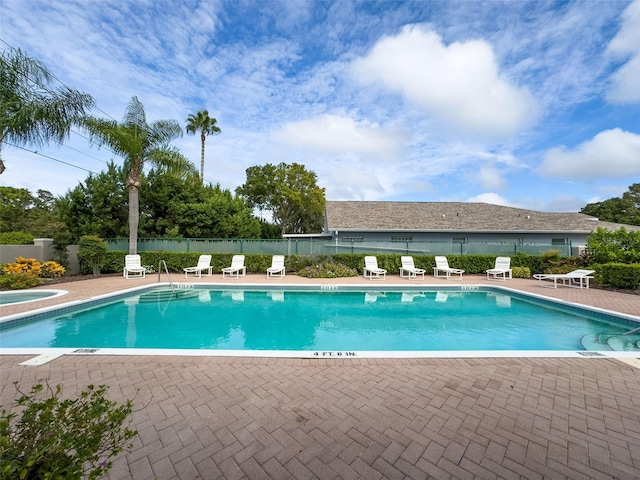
[2,39,120,165]
[59,140,111,166]
[4,142,99,175]
[2,40,197,178]
[1,38,119,123]
[69,129,118,158]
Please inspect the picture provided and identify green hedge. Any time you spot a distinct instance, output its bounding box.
[81,252,640,290]
[99,252,548,276]
[0,231,35,245]
[592,263,640,290]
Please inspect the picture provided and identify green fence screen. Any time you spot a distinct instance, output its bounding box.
[106,238,572,256]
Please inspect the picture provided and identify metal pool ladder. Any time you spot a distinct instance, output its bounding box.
[157,260,176,295]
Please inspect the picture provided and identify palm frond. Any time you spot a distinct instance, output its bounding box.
[1,47,95,148]
[147,146,199,184]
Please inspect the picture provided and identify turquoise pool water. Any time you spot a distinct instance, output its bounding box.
[0,287,635,352]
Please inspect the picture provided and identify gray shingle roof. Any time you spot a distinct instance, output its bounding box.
[325,201,639,233]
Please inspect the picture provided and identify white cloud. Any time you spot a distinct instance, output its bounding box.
[538,129,640,179]
[466,192,511,206]
[322,165,386,200]
[477,165,507,191]
[351,24,540,140]
[607,0,640,103]
[1,0,637,213]
[271,114,405,159]
[608,56,640,103]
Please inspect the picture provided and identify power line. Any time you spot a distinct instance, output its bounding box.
[69,129,118,158]
[2,40,196,178]
[2,39,121,166]
[60,139,111,166]
[4,142,99,175]
[1,38,119,123]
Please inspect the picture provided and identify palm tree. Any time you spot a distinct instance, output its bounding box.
[82,96,183,254]
[0,47,94,175]
[185,109,220,182]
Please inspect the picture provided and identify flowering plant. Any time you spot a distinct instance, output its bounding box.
[40,261,66,278]
[3,256,42,276]
[1,257,66,289]
[298,262,358,278]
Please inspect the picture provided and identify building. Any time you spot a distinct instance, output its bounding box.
[321,201,639,255]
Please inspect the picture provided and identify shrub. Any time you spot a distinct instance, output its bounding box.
[84,251,585,277]
[512,266,531,278]
[298,262,359,278]
[39,261,66,278]
[586,227,640,264]
[0,272,41,289]
[77,236,108,275]
[3,257,41,276]
[0,232,34,245]
[594,263,640,290]
[1,258,66,288]
[142,264,156,274]
[0,383,137,480]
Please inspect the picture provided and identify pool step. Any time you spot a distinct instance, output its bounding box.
[137,289,200,303]
[581,333,640,352]
[606,334,640,352]
[580,333,615,351]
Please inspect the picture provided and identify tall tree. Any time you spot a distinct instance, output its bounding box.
[56,162,129,241]
[581,183,640,226]
[236,162,326,236]
[82,96,183,253]
[0,186,67,238]
[0,47,94,174]
[0,186,36,232]
[185,109,220,182]
[57,166,260,240]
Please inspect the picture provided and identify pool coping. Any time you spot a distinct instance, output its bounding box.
[0,288,68,306]
[2,282,640,360]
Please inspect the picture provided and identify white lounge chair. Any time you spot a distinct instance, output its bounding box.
[266,255,286,278]
[533,269,595,289]
[123,254,146,279]
[363,256,387,280]
[183,254,213,278]
[486,256,512,281]
[433,256,464,279]
[222,255,246,278]
[399,256,425,279]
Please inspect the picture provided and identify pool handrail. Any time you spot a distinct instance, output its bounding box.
[158,260,176,295]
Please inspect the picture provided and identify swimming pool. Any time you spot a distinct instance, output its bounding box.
[1,285,639,357]
[0,289,67,306]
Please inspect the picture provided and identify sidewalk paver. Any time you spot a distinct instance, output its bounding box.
[1,273,640,479]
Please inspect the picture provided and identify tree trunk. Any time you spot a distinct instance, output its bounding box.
[200,132,206,182]
[0,139,5,174]
[127,179,140,255]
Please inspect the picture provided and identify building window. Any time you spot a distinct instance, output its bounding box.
[391,236,413,242]
[451,237,466,243]
[551,238,567,245]
[342,236,364,242]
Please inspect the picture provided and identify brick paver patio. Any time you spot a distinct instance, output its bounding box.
[2,274,640,479]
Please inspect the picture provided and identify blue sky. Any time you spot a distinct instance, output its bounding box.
[1,0,639,213]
